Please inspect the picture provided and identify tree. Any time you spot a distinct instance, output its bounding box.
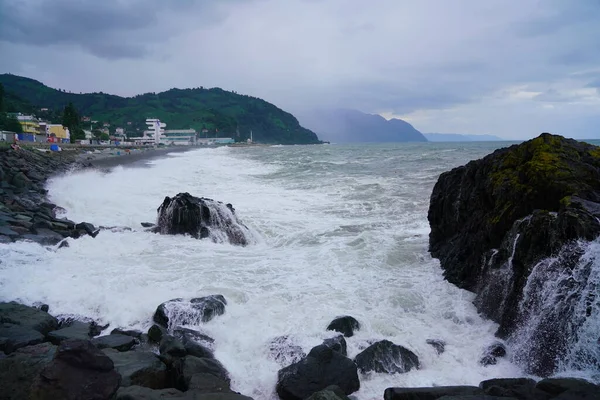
[92,129,102,139]
[100,133,110,141]
[62,102,81,143]
[0,83,4,112]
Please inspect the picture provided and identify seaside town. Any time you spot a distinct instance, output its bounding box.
[0,112,238,148]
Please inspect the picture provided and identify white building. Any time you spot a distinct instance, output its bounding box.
[130,119,197,146]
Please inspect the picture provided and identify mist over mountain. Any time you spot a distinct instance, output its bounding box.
[424,133,505,142]
[296,108,427,143]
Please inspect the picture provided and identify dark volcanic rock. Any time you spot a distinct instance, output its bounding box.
[427,133,600,376]
[268,335,306,365]
[0,343,57,400]
[153,295,227,328]
[322,335,347,356]
[276,344,360,400]
[115,386,185,399]
[426,339,446,355]
[306,386,351,400]
[0,301,58,335]
[479,342,507,366]
[0,323,44,354]
[536,378,600,397]
[480,378,551,399]
[92,333,137,352]
[160,334,187,357]
[171,355,230,391]
[148,324,167,343]
[103,348,167,389]
[188,372,231,393]
[354,340,419,374]
[111,328,143,338]
[326,316,360,337]
[154,192,251,245]
[384,386,485,400]
[31,339,121,400]
[47,320,93,344]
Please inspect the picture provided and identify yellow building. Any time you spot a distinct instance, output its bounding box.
[48,124,70,140]
[17,115,40,134]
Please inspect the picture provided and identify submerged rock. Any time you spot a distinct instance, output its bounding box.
[326,316,360,338]
[322,335,347,357]
[354,340,419,374]
[480,342,507,366]
[268,335,306,365]
[154,192,252,245]
[425,339,445,355]
[427,133,600,376]
[153,295,227,329]
[276,344,360,400]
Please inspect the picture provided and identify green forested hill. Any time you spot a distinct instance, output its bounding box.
[0,74,321,144]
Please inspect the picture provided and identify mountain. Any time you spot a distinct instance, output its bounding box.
[296,108,427,143]
[424,133,505,142]
[0,74,321,144]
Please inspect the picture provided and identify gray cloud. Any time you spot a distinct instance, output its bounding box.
[1,0,599,138]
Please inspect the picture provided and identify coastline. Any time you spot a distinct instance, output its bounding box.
[76,145,199,170]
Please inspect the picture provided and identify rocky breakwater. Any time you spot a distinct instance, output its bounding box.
[428,133,600,376]
[0,146,98,245]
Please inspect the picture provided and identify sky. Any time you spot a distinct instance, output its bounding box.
[1,0,599,140]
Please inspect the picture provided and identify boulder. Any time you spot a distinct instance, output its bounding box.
[480,378,550,399]
[268,335,305,365]
[0,343,57,400]
[322,335,347,356]
[47,321,93,344]
[154,192,251,245]
[173,327,215,345]
[479,343,507,366]
[160,334,187,357]
[306,386,351,400]
[354,340,419,374]
[188,372,231,393]
[153,295,227,328]
[92,333,137,352]
[30,339,121,400]
[103,348,167,389]
[536,378,600,398]
[426,339,445,355]
[115,386,186,399]
[148,324,167,343]
[22,228,65,245]
[326,316,360,337]
[0,323,44,354]
[384,386,484,400]
[171,355,230,391]
[0,302,58,334]
[179,333,214,359]
[111,328,143,338]
[427,133,600,375]
[276,344,360,400]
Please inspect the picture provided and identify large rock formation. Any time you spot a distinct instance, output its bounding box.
[154,192,252,245]
[428,133,600,376]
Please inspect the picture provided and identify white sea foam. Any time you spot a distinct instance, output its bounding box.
[0,144,526,399]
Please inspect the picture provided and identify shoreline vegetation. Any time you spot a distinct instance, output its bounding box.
[1,136,600,399]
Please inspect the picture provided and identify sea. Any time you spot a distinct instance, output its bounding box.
[0,141,598,399]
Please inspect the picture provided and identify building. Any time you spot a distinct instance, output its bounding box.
[162,129,197,145]
[16,115,41,135]
[197,137,235,145]
[130,119,198,146]
[48,125,70,142]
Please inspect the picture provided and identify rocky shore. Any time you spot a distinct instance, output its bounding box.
[0,145,100,245]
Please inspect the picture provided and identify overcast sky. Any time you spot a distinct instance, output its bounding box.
[1,0,599,139]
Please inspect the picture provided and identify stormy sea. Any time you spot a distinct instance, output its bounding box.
[1,142,599,399]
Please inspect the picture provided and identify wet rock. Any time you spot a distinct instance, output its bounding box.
[268,335,305,365]
[141,222,155,228]
[0,323,45,354]
[160,335,187,357]
[153,295,227,328]
[115,386,186,399]
[155,192,251,245]
[426,339,446,355]
[148,324,167,343]
[0,301,58,335]
[276,344,360,400]
[536,378,600,397]
[47,321,94,344]
[306,386,351,400]
[173,326,215,345]
[326,316,360,337]
[92,333,137,352]
[103,348,167,389]
[172,355,230,391]
[0,225,20,238]
[480,343,507,366]
[31,339,120,400]
[0,343,57,400]
[384,386,485,400]
[323,335,347,356]
[0,234,12,243]
[188,372,232,393]
[22,228,65,245]
[428,134,600,375]
[354,340,419,374]
[180,334,214,359]
[480,378,550,399]
[76,221,99,237]
[111,328,144,338]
